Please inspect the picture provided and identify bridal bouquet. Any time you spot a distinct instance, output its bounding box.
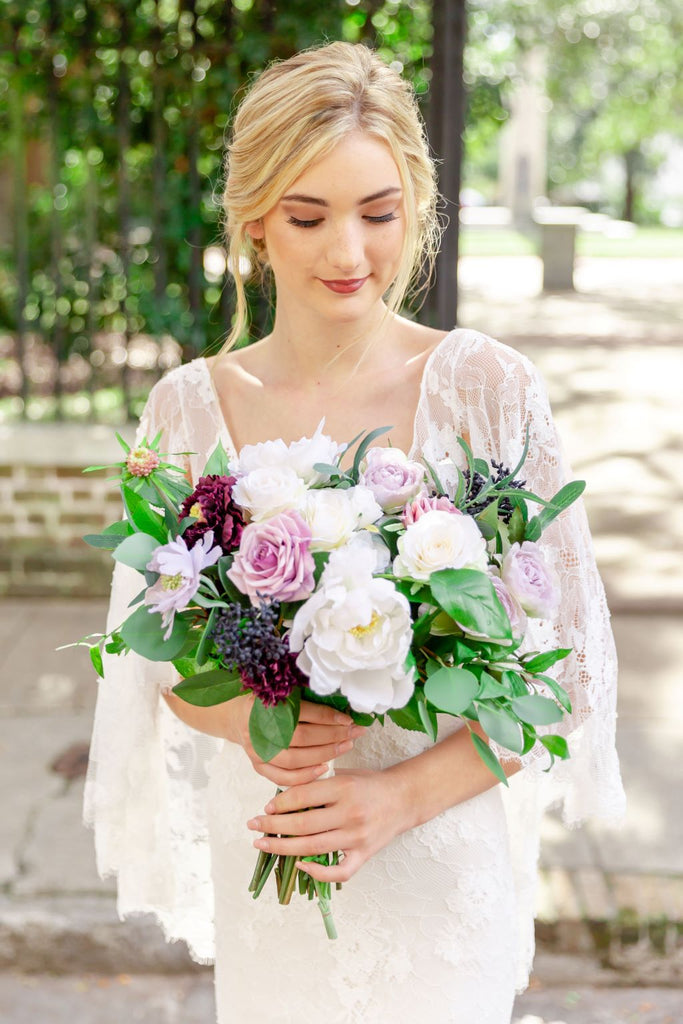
[81,422,584,938]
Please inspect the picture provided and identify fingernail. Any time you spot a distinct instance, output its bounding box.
[264,801,275,814]
[254,838,269,851]
[334,712,352,724]
[336,739,353,755]
[314,764,328,776]
[350,725,365,738]
[246,817,260,829]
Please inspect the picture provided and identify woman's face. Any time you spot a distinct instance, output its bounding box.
[247,132,406,324]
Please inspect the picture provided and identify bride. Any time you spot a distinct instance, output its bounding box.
[85,41,624,1024]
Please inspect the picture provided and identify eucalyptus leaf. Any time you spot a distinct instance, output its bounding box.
[173,669,244,707]
[536,673,573,714]
[508,506,526,545]
[417,690,438,741]
[470,731,508,786]
[511,694,563,725]
[112,532,161,571]
[197,606,219,666]
[476,703,524,754]
[249,697,296,763]
[351,425,393,481]
[425,666,480,715]
[475,671,510,700]
[120,605,189,661]
[540,734,570,759]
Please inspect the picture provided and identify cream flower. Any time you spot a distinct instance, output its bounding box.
[393,509,487,580]
[231,465,308,522]
[302,485,382,552]
[234,419,342,485]
[289,561,414,714]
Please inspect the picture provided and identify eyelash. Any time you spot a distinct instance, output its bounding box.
[287,213,399,229]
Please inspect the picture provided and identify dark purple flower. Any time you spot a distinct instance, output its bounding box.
[240,654,307,707]
[180,474,244,552]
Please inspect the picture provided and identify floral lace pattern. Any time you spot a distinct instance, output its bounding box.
[84,329,625,1020]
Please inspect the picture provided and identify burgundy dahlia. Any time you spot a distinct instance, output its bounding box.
[240,655,306,707]
[180,474,244,552]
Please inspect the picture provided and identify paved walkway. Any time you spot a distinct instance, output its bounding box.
[1,256,681,1019]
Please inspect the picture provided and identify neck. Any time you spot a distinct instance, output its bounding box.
[266,300,394,386]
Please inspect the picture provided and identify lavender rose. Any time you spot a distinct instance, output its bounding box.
[501,541,559,619]
[488,572,528,636]
[360,447,425,514]
[401,490,460,527]
[227,510,316,606]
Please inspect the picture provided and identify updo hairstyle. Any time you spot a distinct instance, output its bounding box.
[221,41,440,348]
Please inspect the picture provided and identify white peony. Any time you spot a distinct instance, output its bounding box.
[231,466,308,522]
[303,486,382,552]
[233,419,342,486]
[393,509,488,580]
[289,569,415,714]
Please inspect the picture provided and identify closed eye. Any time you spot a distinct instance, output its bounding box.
[365,212,399,223]
[287,216,322,228]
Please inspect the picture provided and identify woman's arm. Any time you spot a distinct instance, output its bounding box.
[245,726,521,883]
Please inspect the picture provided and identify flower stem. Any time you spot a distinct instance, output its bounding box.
[278,855,298,905]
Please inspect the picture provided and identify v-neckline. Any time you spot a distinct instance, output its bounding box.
[198,327,462,462]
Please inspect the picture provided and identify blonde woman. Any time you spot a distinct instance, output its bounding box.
[86,42,624,1023]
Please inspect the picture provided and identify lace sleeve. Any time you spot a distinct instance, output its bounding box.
[414,330,625,825]
[84,371,222,963]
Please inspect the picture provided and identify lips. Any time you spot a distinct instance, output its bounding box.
[320,277,369,294]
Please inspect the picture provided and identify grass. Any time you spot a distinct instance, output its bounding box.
[460,225,683,259]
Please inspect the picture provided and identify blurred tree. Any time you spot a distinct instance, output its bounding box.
[465,0,683,221]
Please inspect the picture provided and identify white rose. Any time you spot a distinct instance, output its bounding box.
[289,575,415,714]
[286,419,344,485]
[233,438,289,476]
[303,489,360,552]
[393,509,487,580]
[231,466,308,522]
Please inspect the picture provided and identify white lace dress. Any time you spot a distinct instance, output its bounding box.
[84,329,625,1024]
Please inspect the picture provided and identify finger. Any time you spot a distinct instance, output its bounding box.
[264,777,336,814]
[290,722,365,747]
[297,701,353,726]
[252,761,330,788]
[246,805,333,837]
[269,737,353,770]
[252,830,344,859]
[296,852,358,884]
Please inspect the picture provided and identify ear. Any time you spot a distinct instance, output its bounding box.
[245,220,265,240]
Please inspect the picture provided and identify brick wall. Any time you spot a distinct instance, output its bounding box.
[0,424,135,597]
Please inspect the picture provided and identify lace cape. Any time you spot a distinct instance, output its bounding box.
[84,328,625,968]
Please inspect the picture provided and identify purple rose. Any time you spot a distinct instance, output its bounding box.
[501,541,559,619]
[227,510,315,606]
[489,572,528,637]
[360,447,425,513]
[180,474,244,553]
[401,490,461,527]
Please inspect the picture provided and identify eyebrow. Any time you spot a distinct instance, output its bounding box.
[280,186,402,207]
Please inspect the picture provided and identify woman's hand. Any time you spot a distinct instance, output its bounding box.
[232,696,366,788]
[246,768,411,883]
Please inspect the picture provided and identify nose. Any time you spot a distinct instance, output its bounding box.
[327,218,364,274]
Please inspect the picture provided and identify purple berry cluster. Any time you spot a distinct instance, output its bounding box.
[463,461,526,523]
[211,602,305,706]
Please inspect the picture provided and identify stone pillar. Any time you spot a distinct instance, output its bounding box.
[499,48,548,227]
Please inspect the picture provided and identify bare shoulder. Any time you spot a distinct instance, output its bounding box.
[392,316,450,364]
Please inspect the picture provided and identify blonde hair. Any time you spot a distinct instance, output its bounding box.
[221,41,440,349]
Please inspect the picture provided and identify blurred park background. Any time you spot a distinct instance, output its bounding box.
[0,2,682,1021]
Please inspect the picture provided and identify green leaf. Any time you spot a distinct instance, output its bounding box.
[90,645,104,677]
[536,673,573,714]
[470,731,509,786]
[196,606,219,666]
[173,669,244,706]
[120,605,190,661]
[430,568,512,640]
[83,519,133,550]
[249,696,297,763]
[422,456,445,495]
[476,703,524,754]
[417,690,438,740]
[501,670,529,696]
[540,734,570,760]
[475,499,500,541]
[508,506,526,545]
[201,440,230,477]
[121,485,168,543]
[312,550,330,585]
[475,671,510,699]
[112,532,161,571]
[388,693,425,733]
[524,648,572,674]
[412,608,439,648]
[425,666,480,715]
[511,694,564,725]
